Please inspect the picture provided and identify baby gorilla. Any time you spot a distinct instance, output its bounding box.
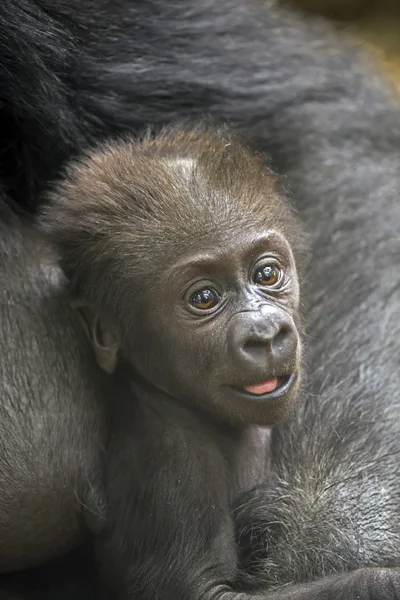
[42,127,307,599]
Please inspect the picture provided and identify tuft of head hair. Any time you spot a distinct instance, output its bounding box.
[40,125,305,314]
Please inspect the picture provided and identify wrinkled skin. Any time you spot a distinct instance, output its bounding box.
[0,0,399,598]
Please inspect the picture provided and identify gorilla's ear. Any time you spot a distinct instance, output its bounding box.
[71,300,120,374]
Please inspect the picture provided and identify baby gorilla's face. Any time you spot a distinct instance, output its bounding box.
[41,127,307,426]
[127,227,302,426]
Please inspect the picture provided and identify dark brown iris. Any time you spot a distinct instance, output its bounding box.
[254,264,280,287]
[190,288,220,310]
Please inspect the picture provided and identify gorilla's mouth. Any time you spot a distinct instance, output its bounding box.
[233,372,296,400]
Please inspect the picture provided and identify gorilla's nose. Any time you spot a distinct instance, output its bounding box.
[228,307,298,374]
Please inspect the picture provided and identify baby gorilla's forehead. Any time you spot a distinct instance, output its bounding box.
[149,215,270,263]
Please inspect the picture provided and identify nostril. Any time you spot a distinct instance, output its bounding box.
[273,326,290,350]
[242,340,268,362]
[243,340,267,351]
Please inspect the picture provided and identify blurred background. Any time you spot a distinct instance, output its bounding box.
[283,0,400,91]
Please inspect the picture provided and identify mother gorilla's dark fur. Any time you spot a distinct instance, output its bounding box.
[0,0,399,598]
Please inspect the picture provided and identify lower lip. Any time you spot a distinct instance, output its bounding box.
[231,372,297,401]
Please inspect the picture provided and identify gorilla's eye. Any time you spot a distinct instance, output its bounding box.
[254,264,281,287]
[190,288,220,311]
